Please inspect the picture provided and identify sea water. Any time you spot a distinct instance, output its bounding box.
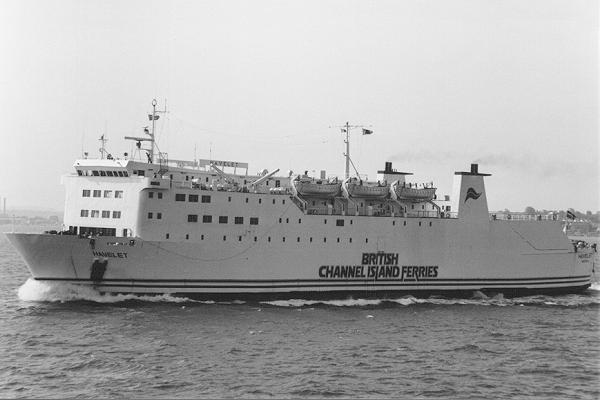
[1,234,599,399]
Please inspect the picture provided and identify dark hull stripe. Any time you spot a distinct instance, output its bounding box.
[35,278,591,289]
[35,275,591,284]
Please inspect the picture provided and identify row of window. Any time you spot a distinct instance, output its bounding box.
[174,193,288,206]
[78,170,129,177]
[175,194,212,203]
[164,234,394,244]
[82,189,124,198]
[81,210,121,218]
[185,215,259,225]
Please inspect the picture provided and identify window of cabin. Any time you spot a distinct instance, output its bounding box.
[201,195,211,203]
[117,171,124,177]
[92,170,99,176]
[101,210,110,218]
[234,217,243,224]
[82,190,91,197]
[157,213,162,220]
[107,171,114,177]
[336,219,344,226]
[203,215,212,223]
[112,211,121,218]
[148,212,153,219]
[188,214,198,222]
[189,194,199,202]
[93,190,101,197]
[77,170,83,176]
[250,217,259,225]
[80,209,89,217]
[175,193,186,201]
[115,191,123,198]
[158,192,163,199]
[91,210,99,218]
[100,171,106,176]
[148,192,154,199]
[219,216,228,224]
[137,170,145,177]
[275,180,280,187]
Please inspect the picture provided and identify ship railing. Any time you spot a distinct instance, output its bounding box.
[490,213,558,221]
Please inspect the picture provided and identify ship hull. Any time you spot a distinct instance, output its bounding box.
[6,219,594,300]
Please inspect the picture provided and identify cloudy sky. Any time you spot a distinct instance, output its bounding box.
[1,0,597,213]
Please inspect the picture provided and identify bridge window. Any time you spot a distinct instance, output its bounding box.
[91,210,99,218]
[92,170,99,176]
[235,217,244,224]
[82,190,90,197]
[203,215,212,223]
[93,190,101,198]
[107,171,114,177]
[201,195,211,203]
[80,209,89,217]
[100,171,106,176]
[189,194,199,202]
[175,193,186,201]
[250,217,259,225]
[101,210,110,218]
[112,211,121,219]
[188,214,198,222]
[336,219,344,226]
[115,191,123,198]
[219,216,228,224]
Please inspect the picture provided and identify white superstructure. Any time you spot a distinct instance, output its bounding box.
[6,102,595,300]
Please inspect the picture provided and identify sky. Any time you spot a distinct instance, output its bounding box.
[0,0,598,213]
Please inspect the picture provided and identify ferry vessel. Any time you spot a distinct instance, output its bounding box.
[6,101,595,300]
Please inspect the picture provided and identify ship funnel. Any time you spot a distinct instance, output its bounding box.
[451,163,491,223]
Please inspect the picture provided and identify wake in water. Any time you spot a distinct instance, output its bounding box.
[17,278,202,304]
[17,278,600,307]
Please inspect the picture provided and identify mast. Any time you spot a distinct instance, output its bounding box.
[344,121,350,179]
[149,99,157,163]
[332,122,372,179]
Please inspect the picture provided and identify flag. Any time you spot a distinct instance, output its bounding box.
[566,210,576,220]
[148,114,160,121]
[362,128,373,135]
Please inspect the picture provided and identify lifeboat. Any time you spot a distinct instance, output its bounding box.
[293,176,341,198]
[342,177,389,199]
[391,180,436,202]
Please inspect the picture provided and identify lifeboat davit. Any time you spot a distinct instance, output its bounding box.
[391,180,436,202]
[293,176,341,198]
[342,177,389,199]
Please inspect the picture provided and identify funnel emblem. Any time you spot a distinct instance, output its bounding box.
[465,187,482,203]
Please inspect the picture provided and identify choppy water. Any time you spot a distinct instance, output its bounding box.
[1,233,599,399]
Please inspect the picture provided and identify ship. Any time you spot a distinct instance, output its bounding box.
[6,101,595,300]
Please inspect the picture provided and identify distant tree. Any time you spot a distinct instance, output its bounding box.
[524,206,536,214]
